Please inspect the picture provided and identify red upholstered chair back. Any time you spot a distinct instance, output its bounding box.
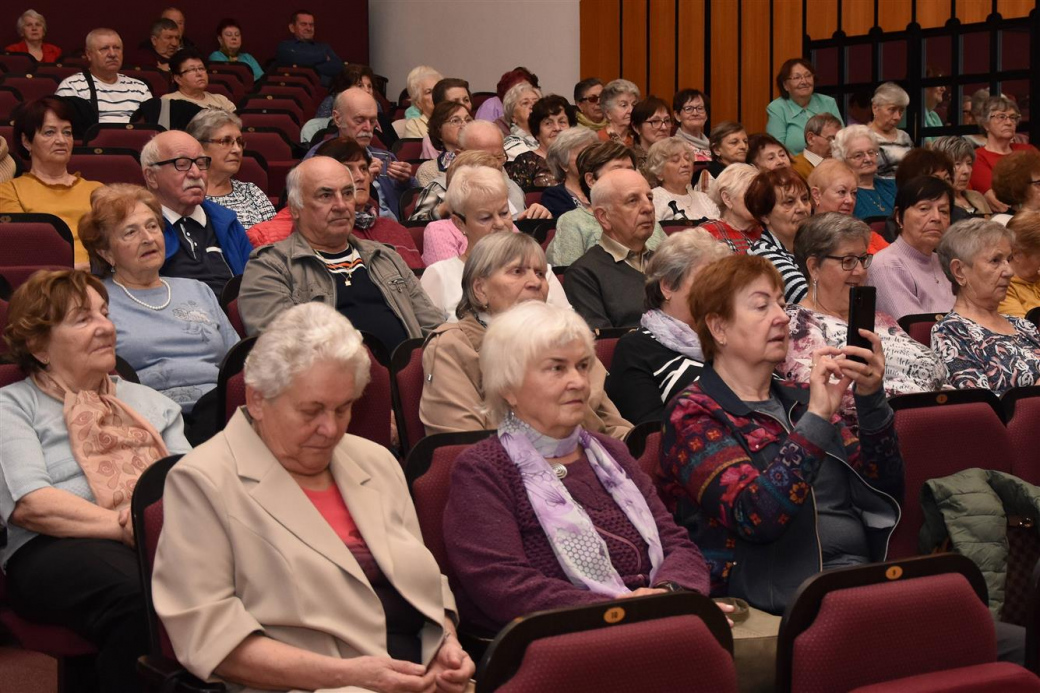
[210,63,254,92]
[523,189,542,208]
[390,338,427,454]
[0,74,59,102]
[255,84,314,111]
[226,298,245,338]
[0,265,74,291]
[0,214,74,267]
[0,54,35,74]
[897,313,945,348]
[593,337,620,371]
[541,228,555,251]
[239,111,302,143]
[790,573,995,692]
[1004,387,1040,486]
[392,138,424,161]
[346,342,394,451]
[239,128,294,161]
[238,152,270,196]
[403,222,425,257]
[121,68,169,97]
[0,363,25,388]
[240,96,304,124]
[887,391,1011,559]
[399,187,422,220]
[267,67,320,89]
[216,336,256,431]
[83,123,165,149]
[0,299,8,354]
[0,86,20,120]
[68,147,145,186]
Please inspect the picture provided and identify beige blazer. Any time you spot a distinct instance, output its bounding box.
[152,410,456,692]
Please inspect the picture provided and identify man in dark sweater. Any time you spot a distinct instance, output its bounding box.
[564,168,656,329]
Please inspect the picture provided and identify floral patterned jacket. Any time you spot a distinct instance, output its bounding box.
[660,364,903,613]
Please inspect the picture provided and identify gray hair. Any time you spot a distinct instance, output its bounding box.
[804,112,842,137]
[601,79,641,112]
[872,82,910,108]
[285,162,305,211]
[458,232,547,319]
[709,162,758,211]
[458,119,502,151]
[444,165,508,216]
[501,82,541,127]
[793,213,872,280]
[643,136,695,187]
[929,136,976,164]
[979,95,1021,127]
[546,126,598,181]
[17,10,45,36]
[937,218,1014,294]
[186,109,242,143]
[405,65,442,104]
[140,135,162,168]
[85,28,119,52]
[481,301,595,424]
[244,302,371,400]
[831,125,879,162]
[644,229,731,310]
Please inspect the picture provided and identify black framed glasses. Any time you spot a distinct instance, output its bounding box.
[824,254,873,270]
[150,156,212,171]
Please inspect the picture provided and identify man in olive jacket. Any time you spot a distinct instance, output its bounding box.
[239,157,444,350]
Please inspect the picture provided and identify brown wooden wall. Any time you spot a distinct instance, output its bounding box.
[579,0,1036,134]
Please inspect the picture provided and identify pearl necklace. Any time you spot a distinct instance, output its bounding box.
[113,278,172,311]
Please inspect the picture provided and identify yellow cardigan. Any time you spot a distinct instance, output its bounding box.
[0,173,103,266]
[999,274,1040,318]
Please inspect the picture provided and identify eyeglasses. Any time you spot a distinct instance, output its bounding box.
[681,104,706,114]
[847,149,879,162]
[445,116,473,127]
[178,65,206,76]
[823,254,873,270]
[990,113,1022,123]
[150,156,212,171]
[645,117,672,128]
[201,136,245,148]
[787,72,814,83]
[578,94,601,104]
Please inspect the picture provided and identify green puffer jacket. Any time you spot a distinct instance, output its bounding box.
[919,468,1040,616]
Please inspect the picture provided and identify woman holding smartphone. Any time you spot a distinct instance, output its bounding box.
[779,214,948,430]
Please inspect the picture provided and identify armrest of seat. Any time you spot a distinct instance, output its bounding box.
[137,655,227,692]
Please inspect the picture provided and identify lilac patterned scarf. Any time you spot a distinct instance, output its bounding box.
[498,414,663,596]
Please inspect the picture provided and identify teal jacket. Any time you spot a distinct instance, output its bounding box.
[920,468,1040,616]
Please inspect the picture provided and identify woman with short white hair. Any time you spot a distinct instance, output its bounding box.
[868,82,914,178]
[403,64,443,137]
[832,124,897,219]
[441,300,710,633]
[598,79,641,147]
[6,9,61,62]
[932,218,1040,394]
[154,302,475,692]
[968,95,1035,214]
[501,82,542,161]
[644,137,720,223]
[540,126,599,217]
[697,163,762,253]
[607,229,731,423]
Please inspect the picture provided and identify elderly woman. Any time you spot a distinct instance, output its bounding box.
[540,126,599,218]
[923,71,946,137]
[442,300,709,633]
[969,96,1035,213]
[930,136,992,218]
[161,49,236,112]
[645,137,720,223]
[186,109,275,230]
[1000,212,1040,317]
[832,124,897,220]
[421,232,630,438]
[991,150,1040,226]
[697,121,748,191]
[416,101,472,188]
[1,269,189,692]
[421,166,569,319]
[697,163,762,253]
[660,252,901,613]
[152,303,474,692]
[402,65,443,137]
[781,213,947,429]
[0,97,102,268]
[598,79,641,147]
[501,82,543,161]
[6,9,61,62]
[808,159,888,254]
[746,167,813,302]
[673,89,712,161]
[748,133,792,172]
[630,96,673,167]
[507,95,575,189]
[932,218,1040,395]
[866,176,955,319]
[607,229,731,424]
[78,184,238,446]
[207,18,263,81]
[869,82,913,178]
[766,58,843,156]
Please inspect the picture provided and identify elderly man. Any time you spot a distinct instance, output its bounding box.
[564,169,656,329]
[160,7,194,48]
[791,113,842,180]
[275,10,343,86]
[409,120,551,221]
[134,17,180,72]
[141,131,252,296]
[55,29,151,123]
[239,156,443,347]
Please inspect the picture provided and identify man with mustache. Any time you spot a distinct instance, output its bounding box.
[141,131,253,296]
[238,156,443,350]
[564,168,657,329]
[55,28,151,123]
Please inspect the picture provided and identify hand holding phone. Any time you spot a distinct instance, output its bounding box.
[846,286,876,364]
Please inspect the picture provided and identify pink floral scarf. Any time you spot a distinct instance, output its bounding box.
[31,371,168,510]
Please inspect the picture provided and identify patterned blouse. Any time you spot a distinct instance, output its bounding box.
[780,305,949,429]
[931,311,1040,395]
[507,151,555,189]
[207,179,277,230]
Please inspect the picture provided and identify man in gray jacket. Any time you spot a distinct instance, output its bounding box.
[239,156,444,349]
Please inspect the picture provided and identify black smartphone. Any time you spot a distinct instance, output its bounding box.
[847,286,876,364]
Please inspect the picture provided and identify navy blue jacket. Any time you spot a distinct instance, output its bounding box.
[162,200,253,276]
